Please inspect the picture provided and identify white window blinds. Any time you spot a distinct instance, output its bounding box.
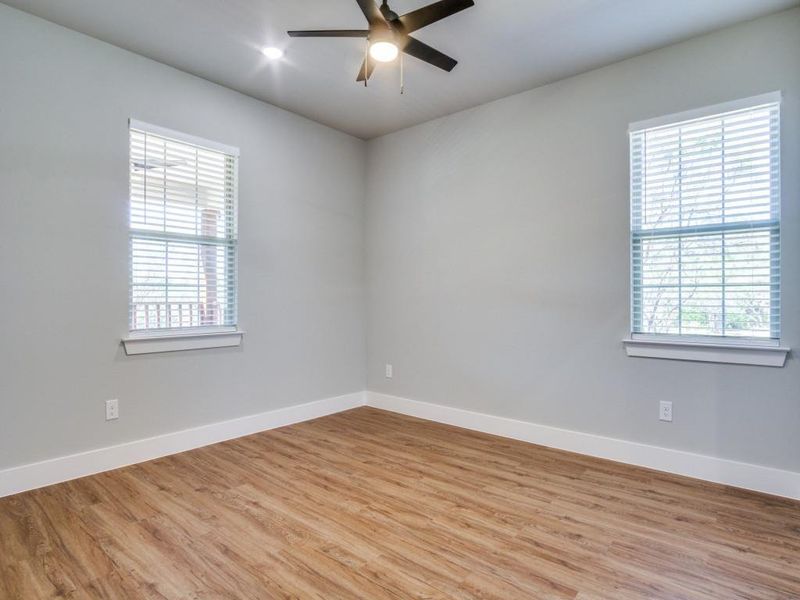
[129,120,238,332]
[630,94,781,341]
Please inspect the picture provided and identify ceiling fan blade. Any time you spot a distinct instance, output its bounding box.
[398,0,474,33]
[379,2,399,22]
[402,37,457,71]
[355,0,385,26]
[356,58,376,82]
[288,30,369,38]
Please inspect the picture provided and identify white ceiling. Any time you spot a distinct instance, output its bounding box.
[4,0,797,139]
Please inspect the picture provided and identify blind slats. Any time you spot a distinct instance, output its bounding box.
[129,126,238,332]
[630,100,780,340]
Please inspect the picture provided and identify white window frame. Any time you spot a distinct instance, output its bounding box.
[122,119,243,355]
[622,93,789,367]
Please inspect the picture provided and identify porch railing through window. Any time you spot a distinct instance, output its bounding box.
[131,302,225,330]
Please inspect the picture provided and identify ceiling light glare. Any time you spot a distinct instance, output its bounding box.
[261,47,284,60]
[369,41,398,63]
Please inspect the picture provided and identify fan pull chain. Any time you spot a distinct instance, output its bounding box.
[364,38,369,87]
[400,51,404,95]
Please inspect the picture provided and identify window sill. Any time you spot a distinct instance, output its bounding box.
[122,329,244,355]
[622,337,789,367]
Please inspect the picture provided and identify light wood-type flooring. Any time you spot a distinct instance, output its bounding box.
[1,407,799,599]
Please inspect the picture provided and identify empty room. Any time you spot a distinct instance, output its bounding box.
[1,0,799,598]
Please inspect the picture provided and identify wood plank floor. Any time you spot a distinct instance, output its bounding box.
[1,407,799,599]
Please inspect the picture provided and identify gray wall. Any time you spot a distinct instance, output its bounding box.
[366,9,800,472]
[2,4,798,475]
[0,5,366,470]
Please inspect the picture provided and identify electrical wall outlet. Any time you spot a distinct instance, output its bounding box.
[659,400,673,422]
[385,364,393,379]
[105,398,119,421]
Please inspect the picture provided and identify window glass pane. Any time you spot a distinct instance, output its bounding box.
[630,99,779,340]
[723,230,773,337]
[641,287,680,335]
[129,125,237,332]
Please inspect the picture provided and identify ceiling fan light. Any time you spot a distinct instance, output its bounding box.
[261,47,284,60]
[369,41,399,63]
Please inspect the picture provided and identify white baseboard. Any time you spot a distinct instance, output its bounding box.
[0,391,365,498]
[4,390,797,501]
[366,391,800,501]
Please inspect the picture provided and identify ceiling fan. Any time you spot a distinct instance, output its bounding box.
[288,0,475,86]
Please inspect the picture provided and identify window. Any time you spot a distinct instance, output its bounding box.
[126,120,239,351]
[629,94,781,348]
